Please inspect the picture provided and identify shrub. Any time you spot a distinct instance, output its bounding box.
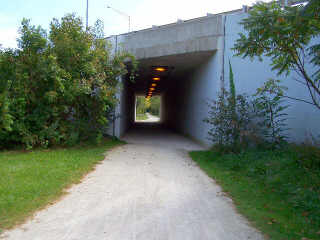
[0,14,136,149]
[205,62,255,152]
[253,79,290,147]
[205,65,289,151]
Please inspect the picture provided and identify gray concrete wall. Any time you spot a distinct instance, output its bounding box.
[106,14,223,60]
[119,77,131,137]
[224,11,320,142]
[163,50,222,146]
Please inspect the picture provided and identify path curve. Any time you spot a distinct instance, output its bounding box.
[3,126,264,240]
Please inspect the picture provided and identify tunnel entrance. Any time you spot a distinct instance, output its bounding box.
[117,51,219,146]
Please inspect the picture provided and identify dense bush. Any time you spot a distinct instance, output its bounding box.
[205,63,289,152]
[205,90,253,152]
[0,14,136,149]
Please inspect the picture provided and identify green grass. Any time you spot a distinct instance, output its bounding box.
[136,113,148,120]
[190,148,320,240]
[0,138,123,232]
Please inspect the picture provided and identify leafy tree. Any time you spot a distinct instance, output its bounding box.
[233,1,320,109]
[148,96,161,116]
[136,96,147,114]
[253,79,289,146]
[0,14,136,149]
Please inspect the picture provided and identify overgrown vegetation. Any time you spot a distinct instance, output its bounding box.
[190,146,320,240]
[0,14,136,149]
[205,62,289,153]
[253,79,290,147]
[0,138,123,231]
[201,3,320,239]
[233,0,320,109]
[147,96,161,116]
[136,96,148,115]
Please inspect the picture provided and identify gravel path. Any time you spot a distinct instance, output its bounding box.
[3,126,264,240]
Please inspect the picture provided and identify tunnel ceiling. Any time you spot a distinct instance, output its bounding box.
[127,50,215,96]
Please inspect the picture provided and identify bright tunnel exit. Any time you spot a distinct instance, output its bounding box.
[135,96,161,123]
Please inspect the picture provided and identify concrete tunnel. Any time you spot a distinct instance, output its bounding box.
[118,51,220,146]
[106,13,226,146]
[105,7,320,145]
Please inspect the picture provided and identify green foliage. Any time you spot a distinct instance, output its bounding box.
[302,0,320,81]
[233,1,320,109]
[190,147,320,239]
[206,65,289,151]
[136,96,148,114]
[294,143,320,170]
[136,96,161,117]
[253,79,289,146]
[136,113,148,121]
[205,91,254,153]
[229,60,236,112]
[205,63,254,152]
[0,14,136,149]
[147,96,161,116]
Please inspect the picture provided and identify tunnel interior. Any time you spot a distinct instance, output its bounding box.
[119,50,219,146]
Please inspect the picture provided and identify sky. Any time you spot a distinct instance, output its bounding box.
[0,0,263,49]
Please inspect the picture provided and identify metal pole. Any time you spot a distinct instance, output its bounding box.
[128,16,131,32]
[86,0,89,29]
[107,5,131,33]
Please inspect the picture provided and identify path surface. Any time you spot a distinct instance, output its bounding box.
[135,113,160,123]
[3,125,264,240]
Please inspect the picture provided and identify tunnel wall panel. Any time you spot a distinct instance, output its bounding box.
[165,51,222,146]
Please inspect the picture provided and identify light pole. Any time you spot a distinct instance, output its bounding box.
[106,5,131,33]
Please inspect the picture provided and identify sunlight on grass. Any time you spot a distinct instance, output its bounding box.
[190,149,320,240]
[0,139,123,231]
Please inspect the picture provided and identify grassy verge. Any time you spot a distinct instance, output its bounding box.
[136,113,148,120]
[190,148,320,240]
[0,138,123,232]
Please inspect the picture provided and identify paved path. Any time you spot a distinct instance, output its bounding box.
[135,113,160,123]
[3,125,264,240]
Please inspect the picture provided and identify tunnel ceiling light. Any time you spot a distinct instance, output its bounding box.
[149,88,155,91]
[152,77,160,81]
[154,67,166,72]
[151,83,157,87]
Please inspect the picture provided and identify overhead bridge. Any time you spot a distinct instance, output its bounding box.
[105,12,229,146]
[106,4,320,145]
